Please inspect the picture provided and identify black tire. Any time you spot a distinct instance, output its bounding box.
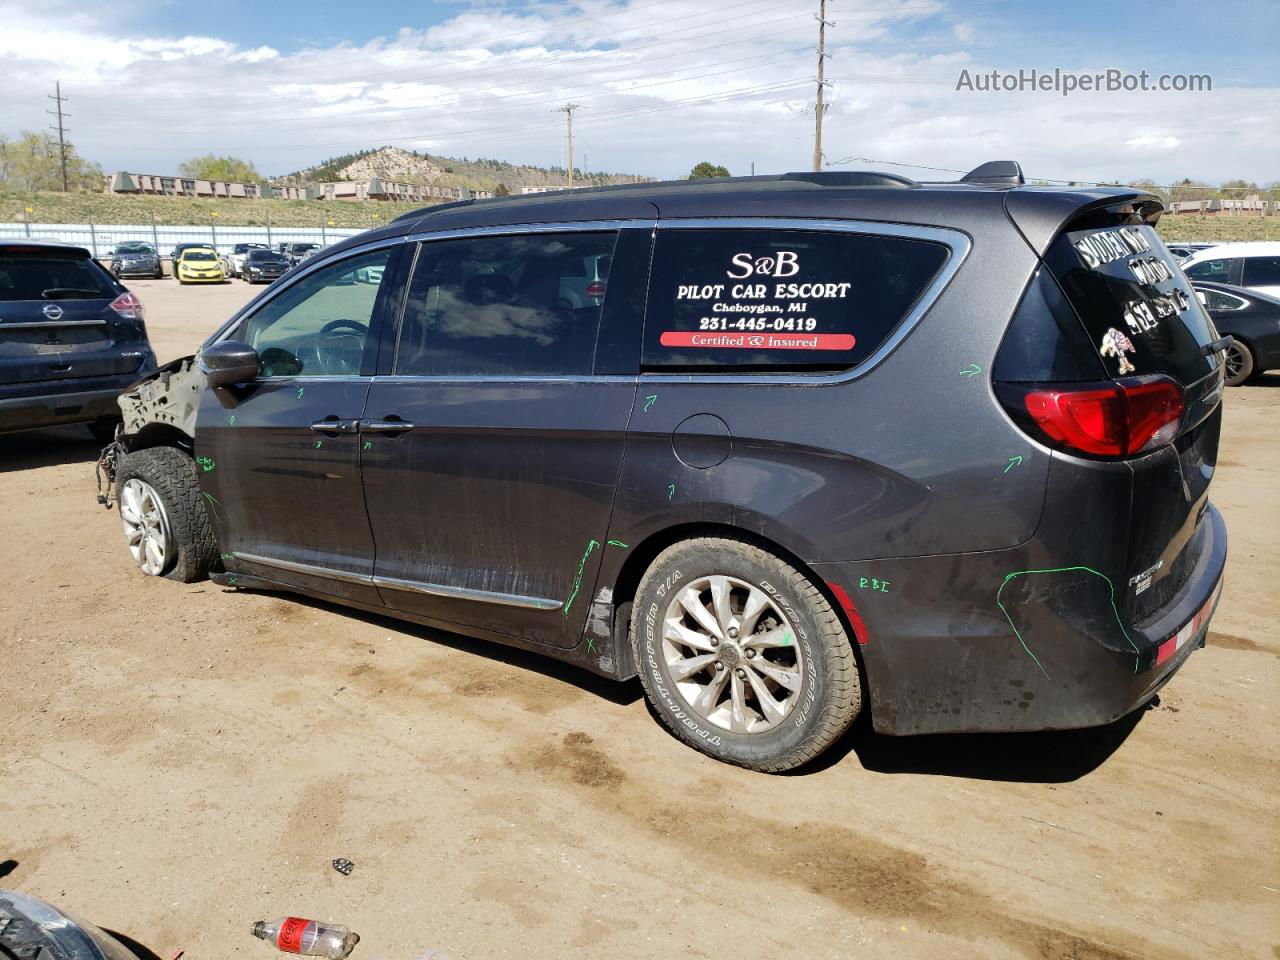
[631,537,861,772]
[1223,339,1255,387]
[87,416,120,444]
[115,446,217,582]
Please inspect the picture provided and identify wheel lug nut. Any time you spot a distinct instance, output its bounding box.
[714,662,724,672]
[746,648,756,658]
[728,626,739,638]
[710,637,719,646]
[735,668,747,680]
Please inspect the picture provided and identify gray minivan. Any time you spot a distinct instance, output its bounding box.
[97,164,1228,772]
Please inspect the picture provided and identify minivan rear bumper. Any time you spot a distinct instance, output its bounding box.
[0,367,153,433]
[813,503,1227,736]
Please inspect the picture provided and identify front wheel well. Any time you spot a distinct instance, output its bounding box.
[125,422,193,455]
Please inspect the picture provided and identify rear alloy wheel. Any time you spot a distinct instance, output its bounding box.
[1223,340,1255,387]
[632,537,861,772]
[115,446,217,582]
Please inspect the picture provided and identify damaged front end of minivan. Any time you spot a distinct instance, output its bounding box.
[95,355,202,508]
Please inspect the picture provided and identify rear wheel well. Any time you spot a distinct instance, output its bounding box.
[610,522,869,691]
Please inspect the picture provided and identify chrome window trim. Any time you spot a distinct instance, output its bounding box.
[231,553,563,611]
[403,219,656,244]
[639,217,970,386]
[373,575,563,611]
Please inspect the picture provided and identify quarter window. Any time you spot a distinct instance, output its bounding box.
[395,231,619,377]
[1242,256,1280,287]
[641,229,949,370]
[239,248,391,378]
[1200,289,1247,312]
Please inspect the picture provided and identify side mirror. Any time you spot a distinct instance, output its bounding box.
[200,340,260,388]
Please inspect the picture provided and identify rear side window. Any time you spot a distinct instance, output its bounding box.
[395,231,618,377]
[1044,223,1217,384]
[1242,256,1280,286]
[0,254,117,301]
[641,228,949,371]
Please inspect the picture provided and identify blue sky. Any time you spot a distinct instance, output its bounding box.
[3,0,1277,184]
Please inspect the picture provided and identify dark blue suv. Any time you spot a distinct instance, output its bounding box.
[1,240,156,441]
[98,164,1227,772]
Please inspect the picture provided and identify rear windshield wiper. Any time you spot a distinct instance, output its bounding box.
[42,287,106,299]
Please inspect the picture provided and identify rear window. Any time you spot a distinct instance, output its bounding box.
[0,254,117,302]
[1044,223,1217,384]
[641,229,949,371]
[1184,257,1235,283]
[1242,256,1280,287]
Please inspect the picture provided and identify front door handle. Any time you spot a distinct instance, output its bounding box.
[359,418,415,434]
[310,417,359,434]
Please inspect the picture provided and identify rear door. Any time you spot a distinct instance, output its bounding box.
[361,226,649,647]
[1040,216,1223,620]
[0,246,148,385]
[1241,255,1280,298]
[197,244,403,604]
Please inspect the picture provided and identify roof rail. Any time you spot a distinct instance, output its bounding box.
[780,170,916,188]
[959,161,1024,186]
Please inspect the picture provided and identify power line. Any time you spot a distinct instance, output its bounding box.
[46,81,70,192]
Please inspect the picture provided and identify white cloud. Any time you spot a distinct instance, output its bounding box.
[0,0,1273,187]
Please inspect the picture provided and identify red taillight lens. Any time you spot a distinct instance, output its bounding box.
[585,281,606,298]
[110,291,145,321]
[1014,376,1183,458]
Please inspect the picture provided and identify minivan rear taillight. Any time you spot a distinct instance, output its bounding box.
[586,281,606,299]
[998,376,1184,458]
[110,292,145,321]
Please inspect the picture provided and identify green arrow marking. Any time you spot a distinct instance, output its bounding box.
[562,539,600,619]
[643,394,658,412]
[607,539,628,548]
[1004,455,1023,474]
[668,483,676,500]
[296,386,305,399]
[960,363,982,377]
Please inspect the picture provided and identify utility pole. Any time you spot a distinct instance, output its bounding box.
[47,81,70,191]
[556,103,582,188]
[813,0,833,172]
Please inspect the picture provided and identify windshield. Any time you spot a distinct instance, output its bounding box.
[248,250,285,262]
[116,243,154,254]
[183,251,218,262]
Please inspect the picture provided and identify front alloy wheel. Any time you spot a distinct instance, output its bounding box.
[120,477,171,575]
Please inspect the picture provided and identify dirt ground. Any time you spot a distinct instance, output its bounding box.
[2,278,1277,960]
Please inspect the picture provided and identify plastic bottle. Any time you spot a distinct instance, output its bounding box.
[252,917,360,959]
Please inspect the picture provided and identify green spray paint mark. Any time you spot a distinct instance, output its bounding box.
[196,456,216,472]
[1004,455,1023,474]
[227,414,236,426]
[960,363,981,377]
[607,539,628,548]
[562,539,600,619]
[586,636,596,653]
[296,386,305,399]
[220,553,234,562]
[314,439,323,449]
[643,394,658,412]
[362,440,373,450]
[228,575,238,585]
[782,632,792,647]
[996,565,1138,680]
[668,483,676,500]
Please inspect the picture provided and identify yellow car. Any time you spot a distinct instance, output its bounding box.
[176,247,226,284]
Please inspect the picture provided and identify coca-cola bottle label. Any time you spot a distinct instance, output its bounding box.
[278,917,310,953]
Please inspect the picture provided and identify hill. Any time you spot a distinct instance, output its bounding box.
[280,145,649,194]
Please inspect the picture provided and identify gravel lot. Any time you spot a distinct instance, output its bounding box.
[2,277,1276,960]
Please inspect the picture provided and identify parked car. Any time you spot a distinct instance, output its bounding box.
[0,889,144,960]
[99,164,1227,772]
[108,242,163,280]
[175,248,226,284]
[282,242,322,265]
[225,242,268,278]
[1165,242,1215,262]
[172,242,217,263]
[242,248,290,284]
[0,239,155,441]
[1181,241,1280,298]
[558,252,611,309]
[1192,280,1280,385]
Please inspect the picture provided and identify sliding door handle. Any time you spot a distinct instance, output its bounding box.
[310,417,359,434]
[360,418,415,434]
